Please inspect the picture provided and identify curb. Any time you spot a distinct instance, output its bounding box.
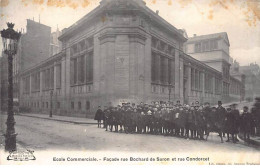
[16,114,97,125]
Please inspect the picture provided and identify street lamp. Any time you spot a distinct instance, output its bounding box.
[1,22,21,151]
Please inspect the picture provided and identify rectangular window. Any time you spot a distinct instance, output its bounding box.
[86,101,90,110]
[168,59,171,84]
[71,102,74,109]
[205,41,209,51]
[160,56,165,84]
[191,68,194,90]
[56,64,61,88]
[57,102,60,109]
[86,52,93,83]
[79,55,85,83]
[78,102,81,110]
[74,59,77,84]
[151,53,157,83]
[47,69,50,89]
[50,66,54,89]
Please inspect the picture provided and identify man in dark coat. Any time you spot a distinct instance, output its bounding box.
[232,104,240,143]
[225,106,235,142]
[194,105,205,140]
[185,105,195,139]
[216,101,227,137]
[94,106,103,128]
[103,106,108,129]
[240,106,253,142]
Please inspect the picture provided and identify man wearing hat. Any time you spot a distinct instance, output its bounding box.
[225,105,235,142]
[94,106,103,128]
[240,106,253,142]
[216,101,227,137]
[194,103,205,140]
[231,103,240,143]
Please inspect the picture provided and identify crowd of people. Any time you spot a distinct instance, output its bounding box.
[94,100,258,143]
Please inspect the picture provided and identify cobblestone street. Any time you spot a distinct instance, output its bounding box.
[0,114,258,153]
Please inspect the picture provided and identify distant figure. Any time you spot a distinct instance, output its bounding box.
[94,106,103,128]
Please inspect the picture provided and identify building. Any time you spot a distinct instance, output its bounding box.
[240,63,260,101]
[0,19,51,111]
[50,27,62,56]
[19,0,231,118]
[184,32,245,102]
[0,53,8,111]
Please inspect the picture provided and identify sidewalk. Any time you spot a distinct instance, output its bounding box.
[16,113,97,125]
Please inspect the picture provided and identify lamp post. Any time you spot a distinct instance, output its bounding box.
[49,90,53,117]
[1,22,21,151]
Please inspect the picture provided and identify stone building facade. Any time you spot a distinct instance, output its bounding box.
[19,0,240,118]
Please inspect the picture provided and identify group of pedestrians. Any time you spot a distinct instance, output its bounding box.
[94,100,257,143]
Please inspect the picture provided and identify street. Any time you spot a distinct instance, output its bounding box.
[1,115,259,152]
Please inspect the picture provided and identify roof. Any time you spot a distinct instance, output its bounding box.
[186,32,230,46]
[59,0,186,42]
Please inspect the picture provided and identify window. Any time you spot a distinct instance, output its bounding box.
[70,59,78,85]
[78,102,81,110]
[86,101,90,110]
[152,86,156,93]
[162,87,165,93]
[42,102,44,108]
[86,52,93,83]
[46,102,48,108]
[151,53,157,83]
[79,55,85,83]
[57,102,60,109]
[56,64,61,88]
[195,43,201,53]
[71,102,74,109]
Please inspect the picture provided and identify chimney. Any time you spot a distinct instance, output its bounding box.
[193,34,197,37]
[156,10,159,15]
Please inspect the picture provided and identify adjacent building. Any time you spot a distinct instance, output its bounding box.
[50,28,62,56]
[0,19,51,111]
[184,32,245,102]
[240,63,260,101]
[19,0,234,118]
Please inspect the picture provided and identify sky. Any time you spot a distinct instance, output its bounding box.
[0,0,259,66]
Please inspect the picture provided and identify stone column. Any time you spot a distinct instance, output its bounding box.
[174,49,180,99]
[202,71,205,102]
[187,63,191,98]
[156,54,160,84]
[179,57,184,103]
[40,69,42,96]
[144,34,152,103]
[29,74,32,96]
[164,58,169,85]
[129,34,146,103]
[61,55,66,96]
[213,76,215,95]
[53,62,57,92]
[170,59,175,85]
[98,33,116,105]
